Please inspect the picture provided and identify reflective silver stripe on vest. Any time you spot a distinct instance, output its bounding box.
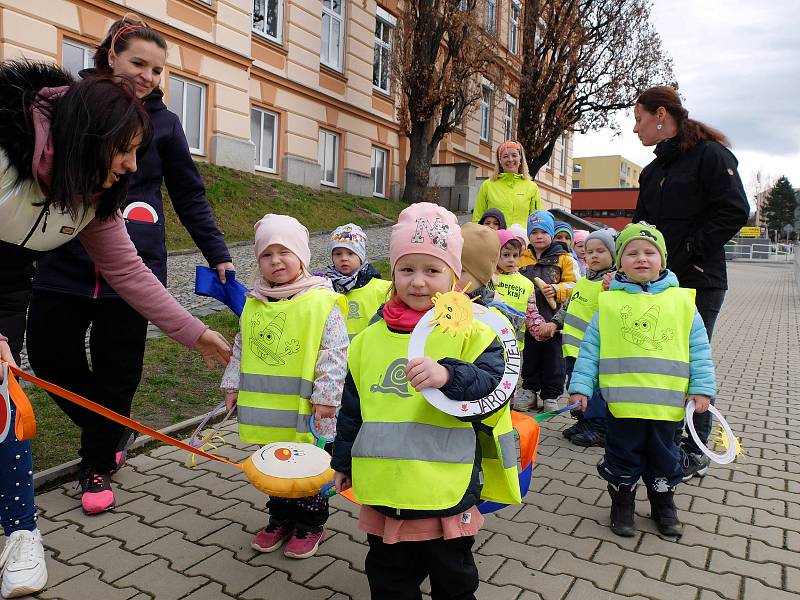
[562,333,582,349]
[599,357,690,379]
[564,313,589,333]
[240,373,314,399]
[600,387,686,408]
[237,406,311,432]
[352,422,475,464]
[497,431,517,469]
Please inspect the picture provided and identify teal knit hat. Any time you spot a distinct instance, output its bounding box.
[615,222,667,269]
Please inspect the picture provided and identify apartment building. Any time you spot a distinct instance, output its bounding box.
[0,0,572,208]
[572,155,642,190]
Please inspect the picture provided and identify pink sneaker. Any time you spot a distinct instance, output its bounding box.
[251,524,292,553]
[78,468,114,514]
[284,529,323,559]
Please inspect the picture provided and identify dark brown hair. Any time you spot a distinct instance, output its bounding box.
[636,86,730,153]
[94,15,167,75]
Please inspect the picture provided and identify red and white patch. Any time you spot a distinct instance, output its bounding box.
[123,202,159,224]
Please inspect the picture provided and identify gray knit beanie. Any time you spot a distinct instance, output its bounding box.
[585,228,617,257]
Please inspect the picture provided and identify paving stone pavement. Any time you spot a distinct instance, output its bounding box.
[7,259,800,599]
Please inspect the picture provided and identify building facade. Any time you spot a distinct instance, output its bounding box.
[0,0,572,209]
[571,188,638,230]
[572,155,642,190]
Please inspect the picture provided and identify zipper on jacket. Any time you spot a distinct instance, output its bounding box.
[20,201,52,248]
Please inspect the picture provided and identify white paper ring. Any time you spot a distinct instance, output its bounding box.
[685,400,737,465]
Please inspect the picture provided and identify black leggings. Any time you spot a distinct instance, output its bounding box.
[26,290,148,473]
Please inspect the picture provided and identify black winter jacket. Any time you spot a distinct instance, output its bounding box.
[32,86,230,298]
[634,139,749,290]
[331,312,505,520]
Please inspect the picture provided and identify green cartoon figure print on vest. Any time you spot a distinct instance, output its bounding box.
[619,304,674,351]
[371,357,413,398]
[249,312,300,366]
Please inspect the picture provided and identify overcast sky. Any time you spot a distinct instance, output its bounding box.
[573,0,800,199]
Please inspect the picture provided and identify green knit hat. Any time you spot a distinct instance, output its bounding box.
[615,222,667,269]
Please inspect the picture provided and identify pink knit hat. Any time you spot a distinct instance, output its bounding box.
[254,214,311,268]
[389,202,463,277]
[573,229,590,246]
[507,223,528,247]
[496,229,521,249]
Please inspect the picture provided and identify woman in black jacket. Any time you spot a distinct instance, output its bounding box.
[27,17,234,515]
[633,86,749,480]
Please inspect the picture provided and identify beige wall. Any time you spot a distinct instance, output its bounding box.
[1,0,572,207]
[573,155,642,190]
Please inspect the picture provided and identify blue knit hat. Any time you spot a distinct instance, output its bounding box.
[553,221,573,240]
[527,210,555,237]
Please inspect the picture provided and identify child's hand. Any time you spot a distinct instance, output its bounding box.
[314,404,337,420]
[602,271,614,291]
[688,394,710,413]
[541,284,556,299]
[537,322,557,339]
[334,471,351,493]
[406,357,450,391]
[224,391,238,412]
[570,393,589,412]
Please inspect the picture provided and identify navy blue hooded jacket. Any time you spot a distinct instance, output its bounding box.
[32,86,230,298]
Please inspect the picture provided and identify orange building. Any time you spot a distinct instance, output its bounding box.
[0,0,572,208]
[571,188,639,230]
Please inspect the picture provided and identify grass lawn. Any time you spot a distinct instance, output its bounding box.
[29,310,240,472]
[162,162,408,250]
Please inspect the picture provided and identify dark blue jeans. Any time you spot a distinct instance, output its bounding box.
[681,288,726,455]
[0,402,38,536]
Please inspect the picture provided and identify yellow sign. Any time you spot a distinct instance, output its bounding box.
[738,227,762,238]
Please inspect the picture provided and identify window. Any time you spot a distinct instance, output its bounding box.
[168,76,206,154]
[485,0,497,35]
[559,133,567,174]
[373,9,395,93]
[251,107,278,173]
[509,0,521,54]
[504,97,516,141]
[319,129,339,186]
[253,0,283,43]
[371,147,387,197]
[62,40,93,78]
[572,180,580,189]
[321,0,345,72]
[480,86,492,142]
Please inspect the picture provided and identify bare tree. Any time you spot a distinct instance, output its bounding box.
[517,0,675,175]
[393,0,504,203]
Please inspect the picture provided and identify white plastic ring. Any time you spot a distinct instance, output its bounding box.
[407,305,520,417]
[685,400,737,465]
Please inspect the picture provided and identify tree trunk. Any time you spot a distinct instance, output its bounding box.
[402,120,438,203]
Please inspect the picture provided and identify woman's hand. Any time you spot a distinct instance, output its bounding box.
[215,262,236,284]
[406,357,450,391]
[688,394,710,413]
[224,391,238,412]
[334,471,352,493]
[193,329,232,368]
[570,393,589,412]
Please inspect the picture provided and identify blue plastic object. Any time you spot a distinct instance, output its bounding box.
[194,266,250,316]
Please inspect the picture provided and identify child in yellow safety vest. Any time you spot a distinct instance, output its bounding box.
[220,214,349,559]
[550,228,617,447]
[568,222,716,539]
[324,223,391,339]
[492,229,536,351]
[332,203,519,600]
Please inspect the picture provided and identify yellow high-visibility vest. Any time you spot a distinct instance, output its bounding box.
[344,277,390,339]
[562,277,604,359]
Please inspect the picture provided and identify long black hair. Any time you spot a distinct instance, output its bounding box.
[48,75,152,219]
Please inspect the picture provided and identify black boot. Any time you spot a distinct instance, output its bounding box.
[647,486,683,538]
[607,484,636,537]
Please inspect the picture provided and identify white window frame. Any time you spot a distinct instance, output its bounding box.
[168,76,207,155]
[480,85,492,143]
[62,39,93,78]
[251,107,278,173]
[371,147,388,197]
[321,0,345,72]
[252,0,284,44]
[504,95,516,141]
[509,0,521,54]
[319,129,339,187]
[485,0,497,35]
[373,8,395,94]
[560,133,568,175]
